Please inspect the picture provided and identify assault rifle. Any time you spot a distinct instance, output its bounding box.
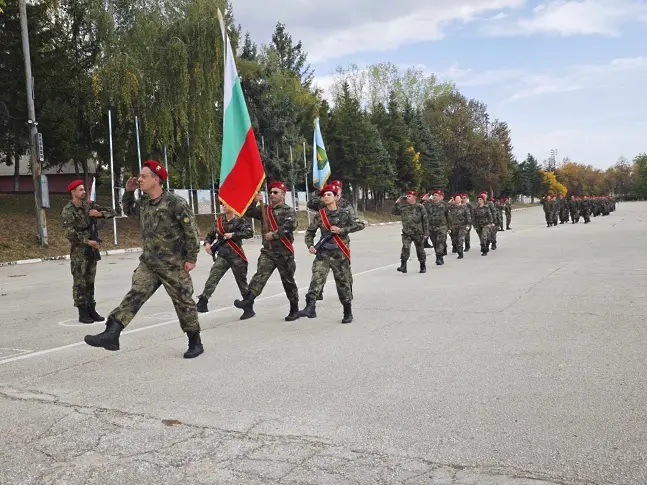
[313,232,334,252]
[87,211,102,261]
[209,238,229,262]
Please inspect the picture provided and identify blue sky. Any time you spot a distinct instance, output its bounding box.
[235,0,647,169]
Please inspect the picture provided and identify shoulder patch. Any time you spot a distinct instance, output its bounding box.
[183,216,190,224]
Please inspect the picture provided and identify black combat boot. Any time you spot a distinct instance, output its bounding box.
[491,241,497,250]
[196,296,209,313]
[397,259,407,273]
[435,254,444,266]
[84,317,124,351]
[464,240,470,252]
[341,302,353,324]
[457,248,464,259]
[78,306,95,324]
[87,304,105,322]
[183,331,204,359]
[299,296,317,318]
[285,300,300,321]
[506,226,511,230]
[234,292,256,319]
[452,245,457,253]
[419,262,426,273]
[481,244,487,256]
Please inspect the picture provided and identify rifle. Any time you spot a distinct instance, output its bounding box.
[87,207,102,261]
[209,238,229,262]
[313,233,334,255]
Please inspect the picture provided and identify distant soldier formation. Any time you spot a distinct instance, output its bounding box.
[540,194,616,227]
[62,164,617,359]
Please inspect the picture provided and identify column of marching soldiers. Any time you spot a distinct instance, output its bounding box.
[59,160,615,361]
[539,193,616,227]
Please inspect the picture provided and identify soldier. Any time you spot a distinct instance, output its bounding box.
[449,194,470,259]
[503,197,512,230]
[422,190,449,265]
[234,181,300,321]
[557,193,569,224]
[541,194,552,227]
[392,190,428,274]
[481,192,499,250]
[84,160,204,359]
[551,195,559,226]
[568,195,579,223]
[495,198,504,232]
[61,180,116,323]
[299,184,365,323]
[473,193,493,256]
[307,179,356,217]
[196,202,254,316]
[580,195,592,223]
[460,194,472,251]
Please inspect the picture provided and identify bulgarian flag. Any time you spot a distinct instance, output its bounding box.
[217,9,265,216]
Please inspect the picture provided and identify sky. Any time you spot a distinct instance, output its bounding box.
[233,0,647,169]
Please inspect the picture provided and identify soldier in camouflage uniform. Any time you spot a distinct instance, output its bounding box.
[551,195,559,226]
[422,190,449,265]
[503,197,512,230]
[392,190,428,274]
[449,194,471,259]
[61,180,116,323]
[299,184,365,323]
[307,179,356,217]
[234,181,300,322]
[494,199,504,232]
[541,195,552,227]
[482,192,499,249]
[196,203,254,316]
[460,194,472,251]
[84,160,204,359]
[557,193,569,224]
[568,195,580,223]
[474,193,493,256]
[580,196,592,223]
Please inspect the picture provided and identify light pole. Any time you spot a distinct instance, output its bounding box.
[19,0,47,247]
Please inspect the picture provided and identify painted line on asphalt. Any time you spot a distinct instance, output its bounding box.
[0,262,398,366]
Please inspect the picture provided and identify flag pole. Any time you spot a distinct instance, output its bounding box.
[303,140,310,224]
[163,145,170,191]
[289,145,296,208]
[108,108,118,245]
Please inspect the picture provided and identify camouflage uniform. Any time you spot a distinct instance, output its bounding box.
[473,205,493,255]
[424,200,449,262]
[486,200,499,247]
[308,196,356,217]
[568,196,579,223]
[392,201,428,266]
[495,200,504,231]
[558,195,569,223]
[61,200,116,309]
[504,200,512,229]
[107,191,201,332]
[199,215,253,301]
[463,201,473,251]
[303,208,365,307]
[448,203,471,257]
[580,197,591,223]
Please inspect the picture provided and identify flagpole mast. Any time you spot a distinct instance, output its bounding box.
[163,145,170,191]
[303,140,310,224]
[289,145,296,208]
[108,108,118,245]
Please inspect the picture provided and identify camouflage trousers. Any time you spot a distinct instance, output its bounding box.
[570,209,579,222]
[109,262,200,333]
[475,225,491,246]
[552,211,558,225]
[465,226,471,245]
[450,226,466,250]
[248,248,299,303]
[559,208,569,223]
[306,249,353,304]
[199,252,248,299]
[505,212,511,228]
[429,226,447,256]
[488,222,498,244]
[70,247,97,307]
[401,233,426,262]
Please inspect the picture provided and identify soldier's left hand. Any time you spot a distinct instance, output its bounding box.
[224,233,233,239]
[265,232,274,241]
[330,226,341,234]
[89,209,102,217]
[184,262,196,272]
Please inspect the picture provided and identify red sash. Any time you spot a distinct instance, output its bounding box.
[267,205,294,254]
[319,208,351,261]
[217,216,247,262]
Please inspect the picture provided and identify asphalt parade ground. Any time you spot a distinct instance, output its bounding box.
[1,203,645,485]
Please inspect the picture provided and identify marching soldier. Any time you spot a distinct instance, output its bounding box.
[234,181,300,321]
[482,192,499,249]
[307,179,356,217]
[580,195,592,223]
[557,193,569,224]
[568,195,580,223]
[449,194,470,259]
[299,184,365,323]
[474,193,493,256]
[392,190,428,274]
[196,202,254,317]
[503,197,512,230]
[422,190,449,265]
[62,180,116,323]
[460,194,472,251]
[84,160,204,359]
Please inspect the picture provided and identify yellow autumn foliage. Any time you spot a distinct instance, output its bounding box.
[542,171,567,196]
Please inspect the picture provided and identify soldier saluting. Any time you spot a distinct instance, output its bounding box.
[84,160,205,359]
[196,202,254,317]
[61,180,116,323]
[234,181,300,321]
[392,190,428,274]
[299,184,365,323]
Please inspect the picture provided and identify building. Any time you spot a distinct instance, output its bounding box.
[0,155,97,193]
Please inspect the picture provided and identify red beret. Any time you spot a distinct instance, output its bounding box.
[319,184,338,197]
[331,180,343,188]
[143,159,168,180]
[67,180,84,192]
[432,189,441,195]
[268,181,287,193]
[406,191,418,197]
[479,192,488,198]
[503,197,509,201]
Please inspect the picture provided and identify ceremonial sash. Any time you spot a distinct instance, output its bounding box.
[319,208,351,261]
[217,216,247,262]
[266,205,294,254]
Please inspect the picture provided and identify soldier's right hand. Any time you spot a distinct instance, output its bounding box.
[87,240,99,248]
[205,245,213,255]
[126,177,139,191]
[308,246,317,254]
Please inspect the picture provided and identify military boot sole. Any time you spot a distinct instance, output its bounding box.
[183,346,204,359]
[240,309,256,320]
[83,336,119,351]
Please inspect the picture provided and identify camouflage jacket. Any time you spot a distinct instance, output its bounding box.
[245,201,297,252]
[448,204,471,228]
[61,200,116,250]
[486,201,500,224]
[423,200,450,228]
[308,196,356,217]
[122,190,200,268]
[305,207,365,249]
[392,202,428,237]
[473,205,493,228]
[504,202,512,215]
[205,215,254,247]
[568,199,579,211]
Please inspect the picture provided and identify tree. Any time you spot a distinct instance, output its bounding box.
[542,171,567,196]
[631,153,647,198]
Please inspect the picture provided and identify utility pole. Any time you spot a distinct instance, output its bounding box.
[19,0,47,247]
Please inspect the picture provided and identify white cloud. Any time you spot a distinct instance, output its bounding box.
[482,0,647,36]
[234,0,526,63]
